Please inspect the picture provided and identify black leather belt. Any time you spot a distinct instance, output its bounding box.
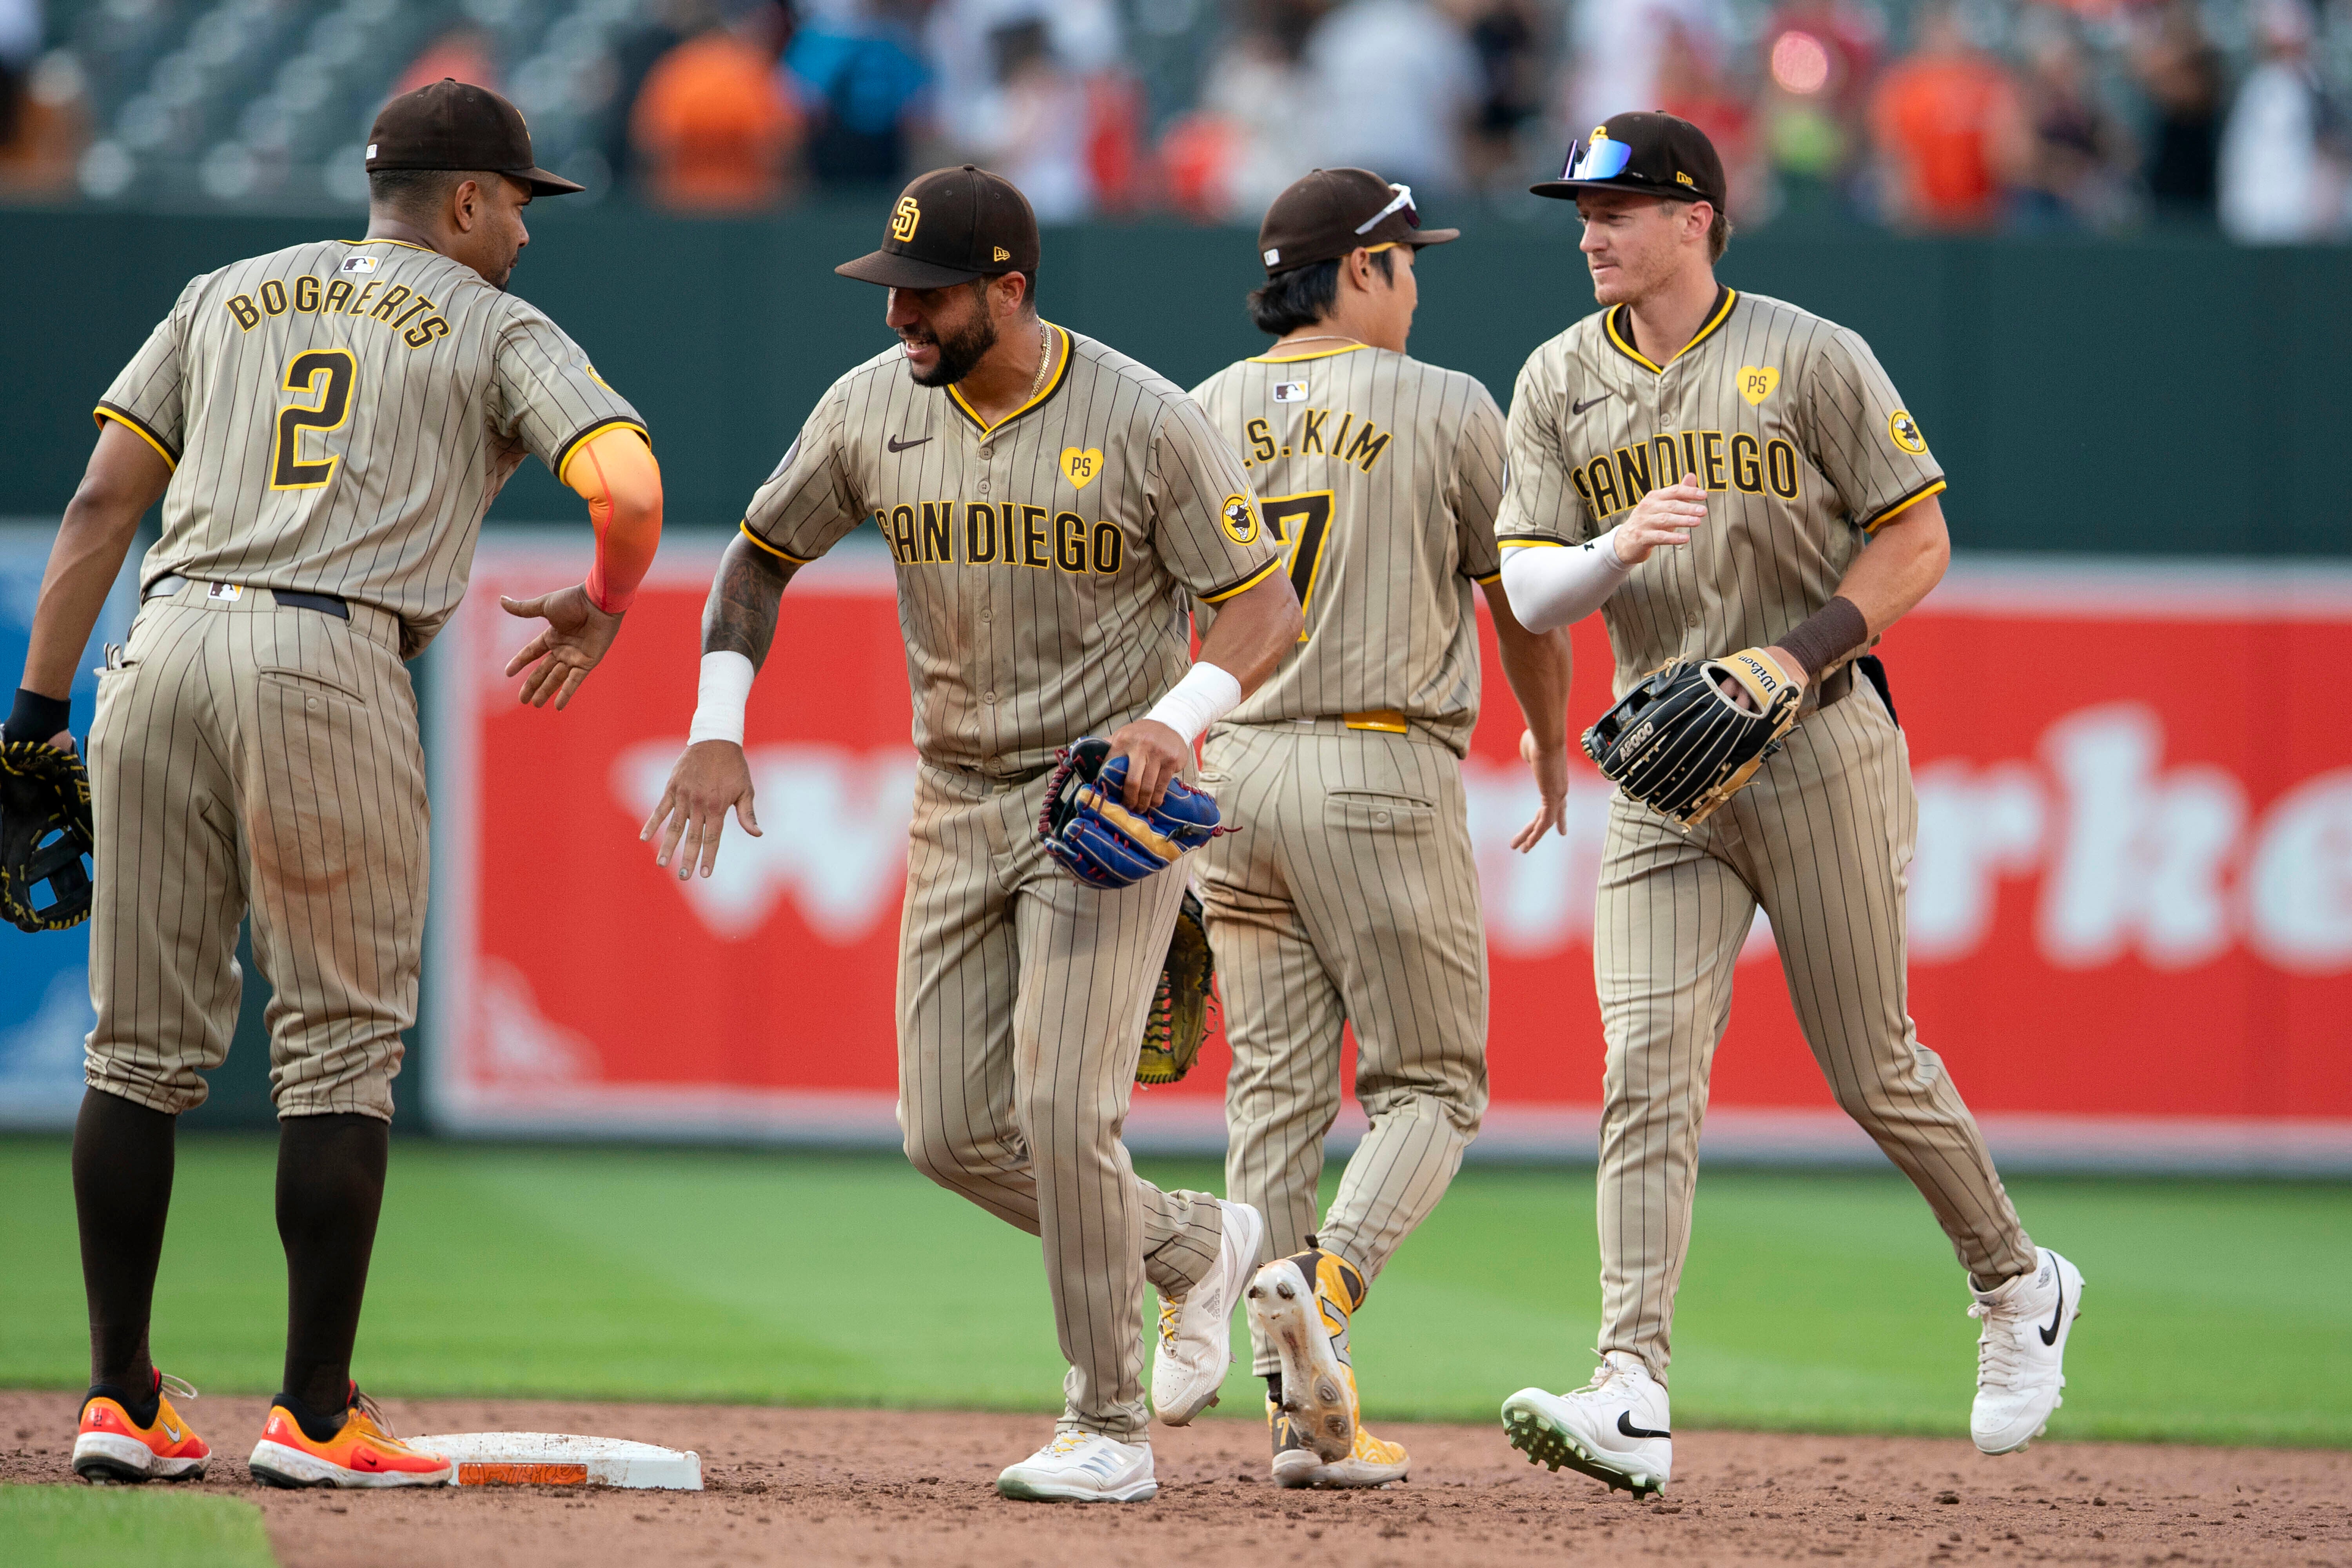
[145,575,349,621]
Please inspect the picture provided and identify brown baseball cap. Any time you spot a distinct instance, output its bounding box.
[1530,111,1726,210]
[836,165,1042,290]
[365,79,583,196]
[1257,167,1459,277]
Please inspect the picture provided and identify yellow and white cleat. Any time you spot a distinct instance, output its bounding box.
[1247,1242,1369,1465]
[1269,1381,1411,1489]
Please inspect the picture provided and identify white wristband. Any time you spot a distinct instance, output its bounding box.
[1143,661,1243,746]
[687,651,756,746]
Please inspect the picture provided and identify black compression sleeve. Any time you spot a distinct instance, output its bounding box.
[5,687,71,744]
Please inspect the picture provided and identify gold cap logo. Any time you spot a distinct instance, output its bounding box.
[993,246,1011,263]
[890,196,920,243]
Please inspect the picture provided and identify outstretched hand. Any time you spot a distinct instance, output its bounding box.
[640,740,762,880]
[1512,727,1570,851]
[501,584,624,710]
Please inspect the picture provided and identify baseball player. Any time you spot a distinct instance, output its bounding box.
[638,165,1304,1503]
[7,81,662,1488]
[1186,169,1573,1488]
[1488,114,2083,1494]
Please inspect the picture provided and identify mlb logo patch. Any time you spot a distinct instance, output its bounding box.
[339,254,377,275]
[1272,381,1308,403]
[206,583,243,602]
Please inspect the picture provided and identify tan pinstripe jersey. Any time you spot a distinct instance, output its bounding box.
[1494,287,1944,696]
[742,323,1285,776]
[97,237,642,654]
[1190,344,1506,757]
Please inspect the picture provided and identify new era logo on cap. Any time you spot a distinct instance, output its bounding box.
[1264,248,1281,265]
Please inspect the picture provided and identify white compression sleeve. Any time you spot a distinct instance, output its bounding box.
[1143,661,1243,746]
[1499,527,1636,634]
[687,650,756,746]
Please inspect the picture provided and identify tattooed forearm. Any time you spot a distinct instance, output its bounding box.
[702,532,796,668]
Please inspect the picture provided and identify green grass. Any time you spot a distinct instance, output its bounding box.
[0,1485,274,1567]
[1,1137,2346,1446]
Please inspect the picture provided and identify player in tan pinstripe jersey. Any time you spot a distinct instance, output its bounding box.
[1489,114,2083,1496]
[1185,169,1573,1488]
[639,167,1304,1503]
[8,83,664,1489]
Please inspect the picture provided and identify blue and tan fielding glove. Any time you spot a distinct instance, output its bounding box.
[1038,737,1223,890]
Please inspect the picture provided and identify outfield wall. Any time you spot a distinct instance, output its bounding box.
[4,528,2348,1171]
[413,535,2352,1174]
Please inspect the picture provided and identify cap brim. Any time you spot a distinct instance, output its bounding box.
[835,250,989,289]
[1403,227,1460,248]
[1529,177,1700,202]
[519,166,586,196]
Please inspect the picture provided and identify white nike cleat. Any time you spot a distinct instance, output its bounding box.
[1152,1198,1265,1425]
[1501,1350,1673,1496]
[1970,1246,2084,1454]
[996,1430,1159,1502]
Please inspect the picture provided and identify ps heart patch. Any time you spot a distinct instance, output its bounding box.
[1737,365,1779,405]
[1060,447,1103,490]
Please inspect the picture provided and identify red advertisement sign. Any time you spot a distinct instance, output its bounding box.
[427,541,2352,1169]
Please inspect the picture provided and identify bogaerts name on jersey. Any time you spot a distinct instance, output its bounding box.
[221,274,453,350]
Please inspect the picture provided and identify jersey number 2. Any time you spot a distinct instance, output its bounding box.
[1258,490,1334,642]
[271,349,356,491]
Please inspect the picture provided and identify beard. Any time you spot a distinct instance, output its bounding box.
[904,308,999,388]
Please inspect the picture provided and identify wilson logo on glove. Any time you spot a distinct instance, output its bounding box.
[1037,737,1227,889]
[1581,648,1803,829]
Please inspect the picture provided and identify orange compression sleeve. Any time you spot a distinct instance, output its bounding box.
[566,426,663,613]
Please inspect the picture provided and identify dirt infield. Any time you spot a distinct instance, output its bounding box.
[4,1390,2347,1566]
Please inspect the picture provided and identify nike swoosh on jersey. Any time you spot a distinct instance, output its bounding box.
[1572,393,1613,416]
[886,434,931,452]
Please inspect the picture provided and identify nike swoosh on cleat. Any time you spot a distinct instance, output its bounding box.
[886,434,931,452]
[1572,393,1613,416]
[2039,1279,2066,1346]
[1617,1411,1671,1440]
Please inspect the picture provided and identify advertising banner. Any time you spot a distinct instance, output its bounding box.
[0,524,137,1130]
[428,539,2352,1171]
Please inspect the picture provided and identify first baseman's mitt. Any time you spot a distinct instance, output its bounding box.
[1582,648,1803,829]
[0,740,95,932]
[1139,890,1216,1087]
[1038,737,1224,889]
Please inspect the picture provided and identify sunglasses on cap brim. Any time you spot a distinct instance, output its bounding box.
[1354,181,1417,234]
[1562,137,1635,181]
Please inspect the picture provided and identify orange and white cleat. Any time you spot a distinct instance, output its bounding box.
[74,1371,211,1484]
[247,1384,454,1489]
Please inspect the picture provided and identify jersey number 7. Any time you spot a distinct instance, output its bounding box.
[1257,490,1334,643]
[272,349,357,492]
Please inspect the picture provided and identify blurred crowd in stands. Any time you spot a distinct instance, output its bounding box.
[1,0,2348,240]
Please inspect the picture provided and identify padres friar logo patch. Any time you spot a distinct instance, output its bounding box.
[1887,409,1927,454]
[1060,447,1102,490]
[1737,365,1779,405]
[1218,492,1260,545]
[890,196,920,242]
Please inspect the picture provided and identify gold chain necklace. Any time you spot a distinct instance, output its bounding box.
[1027,321,1053,399]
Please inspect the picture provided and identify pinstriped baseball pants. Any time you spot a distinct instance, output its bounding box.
[82,584,426,1121]
[896,761,1226,1441]
[1594,683,2035,1386]
[1196,720,1489,1376]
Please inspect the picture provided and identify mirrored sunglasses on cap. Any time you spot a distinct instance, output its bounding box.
[1562,136,1634,181]
[1354,181,1417,234]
